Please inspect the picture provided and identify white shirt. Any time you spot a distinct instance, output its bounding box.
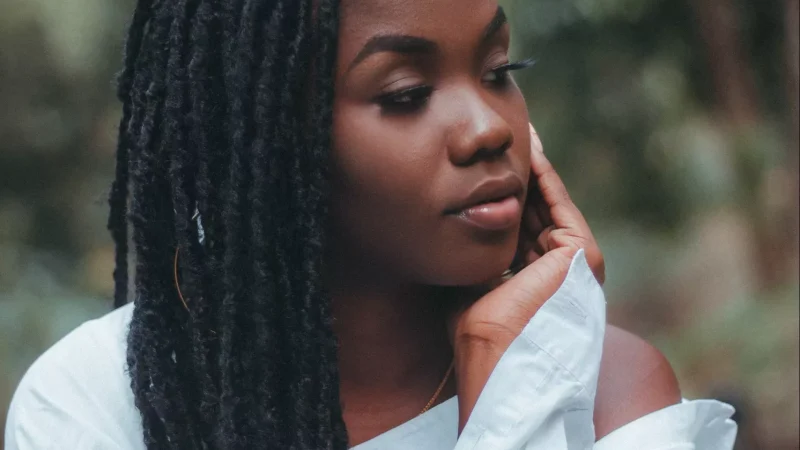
[5,251,737,449]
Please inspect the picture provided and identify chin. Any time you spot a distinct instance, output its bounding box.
[429,238,519,287]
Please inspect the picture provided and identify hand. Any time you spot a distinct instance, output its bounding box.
[453,123,604,347]
[517,123,605,284]
[451,123,605,431]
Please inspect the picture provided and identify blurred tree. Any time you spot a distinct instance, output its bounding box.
[689,0,760,126]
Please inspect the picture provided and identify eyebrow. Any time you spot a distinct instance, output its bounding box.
[347,35,438,72]
[482,6,508,43]
[346,6,508,73]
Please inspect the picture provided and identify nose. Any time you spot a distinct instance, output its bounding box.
[446,89,514,166]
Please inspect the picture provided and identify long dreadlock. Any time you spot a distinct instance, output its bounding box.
[107,0,348,447]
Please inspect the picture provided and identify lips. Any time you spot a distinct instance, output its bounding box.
[445,174,525,231]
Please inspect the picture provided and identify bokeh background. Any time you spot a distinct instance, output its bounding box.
[1,0,797,448]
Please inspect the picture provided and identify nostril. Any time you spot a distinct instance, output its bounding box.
[486,141,510,155]
[461,140,512,166]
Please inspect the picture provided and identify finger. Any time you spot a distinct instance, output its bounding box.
[529,139,589,232]
[536,225,557,253]
[548,228,606,285]
[489,247,578,328]
[531,183,553,228]
[525,124,605,285]
[526,176,553,227]
[525,249,541,266]
[529,142,571,212]
[529,123,543,154]
[525,125,553,227]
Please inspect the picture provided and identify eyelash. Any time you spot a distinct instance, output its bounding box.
[376,58,536,113]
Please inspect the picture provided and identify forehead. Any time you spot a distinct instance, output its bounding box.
[338,0,503,56]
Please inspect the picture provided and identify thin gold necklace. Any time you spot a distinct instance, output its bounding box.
[418,359,455,416]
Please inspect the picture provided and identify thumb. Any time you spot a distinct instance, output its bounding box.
[486,247,578,332]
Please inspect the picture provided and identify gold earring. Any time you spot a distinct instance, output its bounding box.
[173,247,217,335]
[173,248,190,311]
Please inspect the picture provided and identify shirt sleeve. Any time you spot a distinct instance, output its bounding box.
[455,249,607,449]
[454,249,738,450]
[594,399,738,450]
[5,389,125,450]
[4,307,142,450]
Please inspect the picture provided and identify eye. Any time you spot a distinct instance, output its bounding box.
[376,85,434,114]
[483,58,536,87]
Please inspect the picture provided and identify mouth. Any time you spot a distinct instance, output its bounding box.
[444,173,525,231]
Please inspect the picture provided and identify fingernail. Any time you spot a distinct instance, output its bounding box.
[529,123,543,153]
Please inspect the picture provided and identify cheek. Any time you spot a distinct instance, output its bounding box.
[331,106,440,208]
[329,104,444,270]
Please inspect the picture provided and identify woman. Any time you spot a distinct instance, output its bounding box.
[5,0,737,448]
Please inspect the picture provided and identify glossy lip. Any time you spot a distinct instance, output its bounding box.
[444,173,525,216]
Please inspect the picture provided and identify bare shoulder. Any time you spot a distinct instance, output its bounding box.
[593,324,682,440]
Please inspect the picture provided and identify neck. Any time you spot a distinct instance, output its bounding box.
[327,259,454,409]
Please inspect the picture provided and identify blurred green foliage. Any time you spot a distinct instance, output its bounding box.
[1,0,797,448]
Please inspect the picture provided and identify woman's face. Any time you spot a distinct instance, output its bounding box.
[331,0,531,286]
